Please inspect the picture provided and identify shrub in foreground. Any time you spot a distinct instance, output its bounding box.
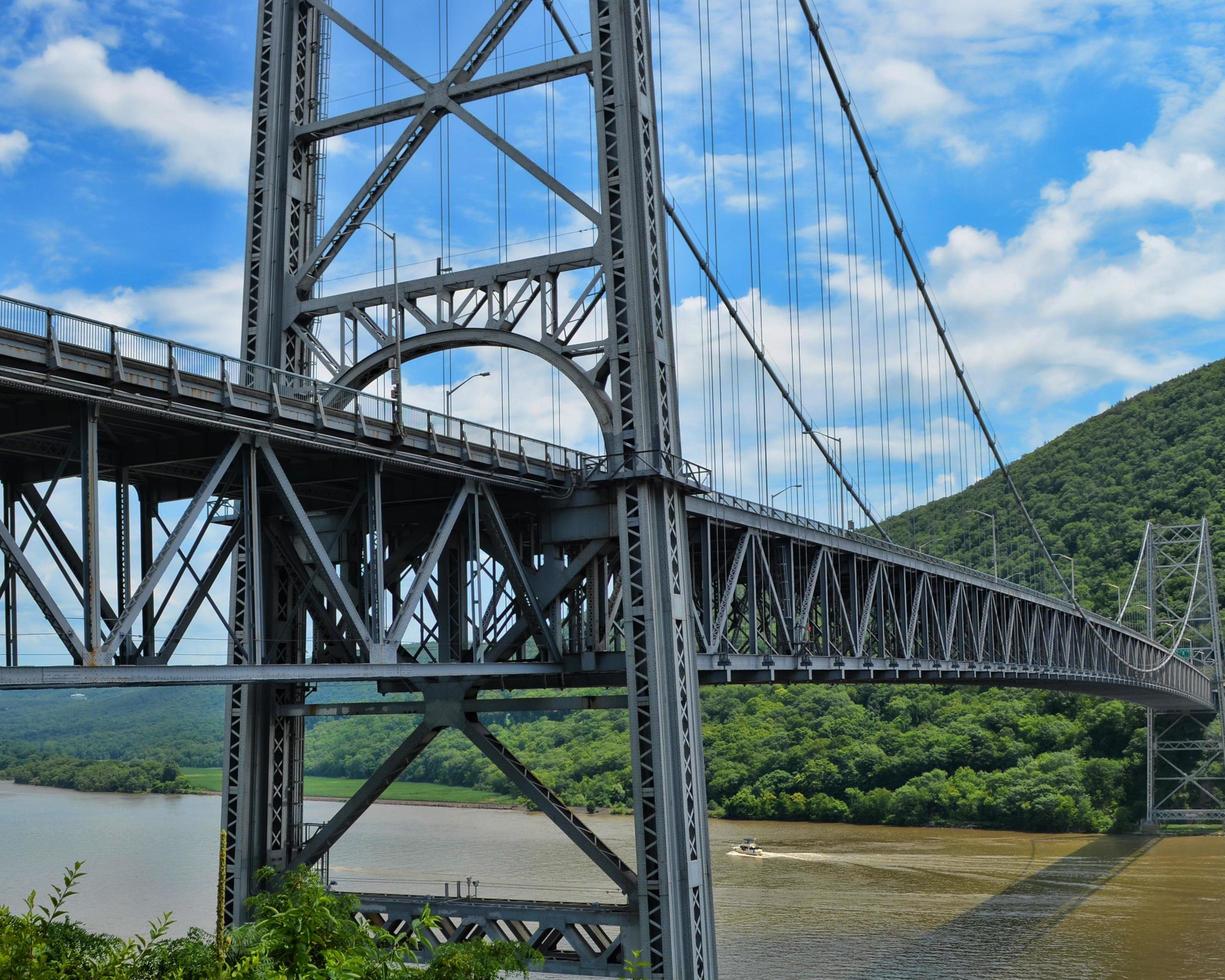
[0,863,539,979]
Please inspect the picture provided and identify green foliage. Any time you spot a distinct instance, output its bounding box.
[0,754,192,795]
[0,864,540,979]
[0,862,181,979]
[624,949,650,978]
[2,685,1152,834]
[420,942,537,980]
[227,866,421,977]
[362,684,1141,833]
[0,688,225,768]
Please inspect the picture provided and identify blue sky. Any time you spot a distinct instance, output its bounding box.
[1,0,1224,485]
[0,0,1222,662]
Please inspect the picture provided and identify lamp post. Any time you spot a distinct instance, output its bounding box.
[1108,582,1123,619]
[816,430,843,526]
[359,222,402,432]
[1056,553,1076,603]
[970,509,998,578]
[769,483,802,506]
[445,371,492,435]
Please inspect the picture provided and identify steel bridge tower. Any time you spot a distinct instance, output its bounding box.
[224,1,716,976]
[1143,520,1225,826]
[0,0,1216,972]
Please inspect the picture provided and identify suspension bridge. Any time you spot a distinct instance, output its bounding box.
[0,2,1220,977]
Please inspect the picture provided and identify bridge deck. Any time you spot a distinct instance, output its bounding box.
[0,296,1210,712]
[0,295,585,490]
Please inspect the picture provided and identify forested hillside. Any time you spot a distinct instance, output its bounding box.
[0,687,224,767]
[3,358,1223,832]
[885,357,1225,613]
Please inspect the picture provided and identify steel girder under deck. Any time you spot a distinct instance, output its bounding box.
[0,374,1206,711]
[358,894,632,977]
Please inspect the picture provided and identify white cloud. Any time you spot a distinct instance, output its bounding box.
[0,130,31,172]
[813,0,1225,167]
[849,57,985,165]
[4,263,244,352]
[926,77,1225,415]
[8,0,89,42]
[8,36,248,190]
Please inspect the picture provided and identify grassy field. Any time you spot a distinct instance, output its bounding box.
[180,768,512,805]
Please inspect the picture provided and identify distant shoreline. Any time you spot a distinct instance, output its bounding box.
[203,785,522,812]
[177,768,523,811]
[0,775,521,812]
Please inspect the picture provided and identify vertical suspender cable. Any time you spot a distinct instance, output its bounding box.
[797,0,1076,603]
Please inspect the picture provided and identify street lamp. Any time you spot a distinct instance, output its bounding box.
[1056,553,1076,602]
[1107,582,1123,619]
[970,509,998,579]
[445,371,492,423]
[815,430,843,526]
[770,483,802,505]
[359,222,402,431]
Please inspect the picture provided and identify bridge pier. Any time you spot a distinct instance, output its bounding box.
[1141,521,1225,827]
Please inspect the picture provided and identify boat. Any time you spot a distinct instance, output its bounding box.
[731,837,764,858]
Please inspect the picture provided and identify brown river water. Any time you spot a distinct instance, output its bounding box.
[2,781,1223,978]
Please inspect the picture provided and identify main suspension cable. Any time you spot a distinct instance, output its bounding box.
[796,0,1074,603]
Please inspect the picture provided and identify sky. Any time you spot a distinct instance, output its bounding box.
[1,0,1224,477]
[0,0,1223,663]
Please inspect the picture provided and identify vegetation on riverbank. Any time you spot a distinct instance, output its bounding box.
[0,862,537,979]
[298,685,1145,833]
[178,768,511,806]
[2,359,1222,834]
[0,749,193,795]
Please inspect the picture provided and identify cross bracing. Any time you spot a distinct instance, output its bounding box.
[0,1,1221,978]
[0,292,1208,704]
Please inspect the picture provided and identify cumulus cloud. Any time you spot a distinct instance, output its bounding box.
[813,0,1225,167]
[0,130,31,172]
[848,57,985,165]
[5,263,244,352]
[926,77,1225,413]
[8,36,248,190]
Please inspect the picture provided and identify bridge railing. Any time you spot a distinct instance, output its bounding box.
[0,294,588,474]
[704,490,1211,699]
[705,490,1160,628]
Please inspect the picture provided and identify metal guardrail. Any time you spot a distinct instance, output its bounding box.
[0,294,589,475]
[583,450,712,490]
[0,295,1207,697]
[706,489,1072,612]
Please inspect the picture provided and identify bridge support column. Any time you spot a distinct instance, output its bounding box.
[221,443,308,925]
[2,477,15,668]
[593,1,717,975]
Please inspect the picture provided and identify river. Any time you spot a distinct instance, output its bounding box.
[2,781,1223,978]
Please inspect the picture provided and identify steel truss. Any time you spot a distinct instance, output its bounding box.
[0,1,1217,977]
[683,504,1207,706]
[1140,521,1225,825]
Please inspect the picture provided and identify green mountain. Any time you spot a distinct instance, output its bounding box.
[3,358,1223,832]
[886,357,1225,612]
[0,687,225,768]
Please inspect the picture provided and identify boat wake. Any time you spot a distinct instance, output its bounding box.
[725,848,828,861]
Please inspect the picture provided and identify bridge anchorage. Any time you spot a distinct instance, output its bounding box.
[0,1,1220,977]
